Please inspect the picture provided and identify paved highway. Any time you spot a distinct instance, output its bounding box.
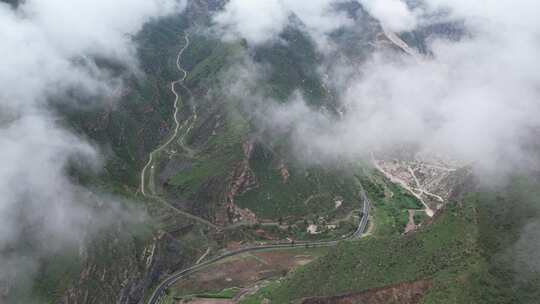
[146,188,371,304]
[354,184,371,238]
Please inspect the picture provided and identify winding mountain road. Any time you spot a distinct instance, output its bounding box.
[141,32,372,304]
[146,24,447,304]
[146,188,371,304]
[140,33,191,198]
[138,33,216,229]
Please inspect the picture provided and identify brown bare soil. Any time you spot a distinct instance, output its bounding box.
[173,250,322,296]
[301,279,432,304]
[225,140,258,225]
[404,210,418,234]
[253,229,278,241]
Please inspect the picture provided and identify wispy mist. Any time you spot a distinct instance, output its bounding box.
[214,0,354,51]
[0,0,185,296]
[214,0,540,177]
[360,0,418,32]
[211,0,540,289]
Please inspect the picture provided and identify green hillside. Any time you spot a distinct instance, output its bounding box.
[18,2,540,304]
[240,178,540,304]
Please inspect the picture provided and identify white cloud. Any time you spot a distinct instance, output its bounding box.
[228,0,540,177]
[213,0,353,49]
[213,0,289,45]
[360,0,417,32]
[0,0,185,111]
[0,0,184,293]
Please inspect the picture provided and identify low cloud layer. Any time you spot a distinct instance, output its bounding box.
[360,0,417,32]
[214,0,353,50]
[215,0,540,177]
[214,0,540,285]
[0,0,184,295]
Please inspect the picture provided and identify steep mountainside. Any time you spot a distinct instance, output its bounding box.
[12,1,538,304]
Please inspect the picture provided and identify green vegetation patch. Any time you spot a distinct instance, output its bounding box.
[194,287,242,299]
[235,144,360,221]
[360,173,423,236]
[242,177,540,304]
[240,202,479,303]
[186,38,244,88]
[29,247,83,303]
[253,27,331,105]
[168,105,248,198]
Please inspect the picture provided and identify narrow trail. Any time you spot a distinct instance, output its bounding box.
[404,209,417,234]
[139,33,215,229]
[177,95,198,157]
[174,47,198,158]
[195,247,211,265]
[371,154,434,217]
[139,33,363,232]
[408,166,445,203]
[140,33,191,197]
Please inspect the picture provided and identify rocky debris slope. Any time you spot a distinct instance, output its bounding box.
[373,149,471,217]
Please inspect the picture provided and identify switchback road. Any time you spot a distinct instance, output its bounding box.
[142,32,372,304]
